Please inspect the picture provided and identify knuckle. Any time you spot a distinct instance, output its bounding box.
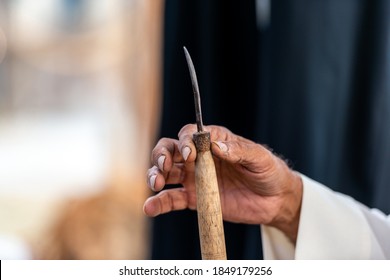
[178,124,197,138]
[151,138,171,160]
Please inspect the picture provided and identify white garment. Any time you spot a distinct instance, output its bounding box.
[261,174,390,259]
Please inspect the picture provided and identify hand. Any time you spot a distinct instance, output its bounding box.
[143,124,303,242]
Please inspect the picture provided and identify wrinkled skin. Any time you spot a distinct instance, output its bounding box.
[143,124,303,243]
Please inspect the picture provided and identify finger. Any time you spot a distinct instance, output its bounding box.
[146,166,164,192]
[143,188,195,217]
[177,124,238,162]
[147,162,194,192]
[177,124,198,163]
[211,140,274,173]
[206,125,233,141]
[164,163,187,185]
[151,138,183,172]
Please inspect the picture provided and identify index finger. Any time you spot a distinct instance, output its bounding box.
[151,137,182,173]
[177,124,198,163]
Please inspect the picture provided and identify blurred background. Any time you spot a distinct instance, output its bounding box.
[0,0,163,259]
[1,0,390,260]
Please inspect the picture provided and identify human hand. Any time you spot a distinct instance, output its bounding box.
[143,124,303,242]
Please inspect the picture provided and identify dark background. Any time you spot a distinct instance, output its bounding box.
[149,0,390,259]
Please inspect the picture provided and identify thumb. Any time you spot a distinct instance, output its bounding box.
[211,140,274,172]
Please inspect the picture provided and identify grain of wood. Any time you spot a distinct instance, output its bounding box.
[194,132,227,260]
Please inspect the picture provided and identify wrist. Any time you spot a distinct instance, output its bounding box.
[269,171,303,244]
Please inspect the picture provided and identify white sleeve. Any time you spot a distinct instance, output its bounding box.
[261,174,390,259]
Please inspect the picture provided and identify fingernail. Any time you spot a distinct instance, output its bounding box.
[157,155,165,171]
[182,146,191,161]
[214,141,228,152]
[149,175,157,191]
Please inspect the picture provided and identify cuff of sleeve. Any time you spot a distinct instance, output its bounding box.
[262,173,373,259]
[295,174,372,259]
[261,224,295,260]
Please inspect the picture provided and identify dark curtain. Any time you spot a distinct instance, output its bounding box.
[149,0,390,259]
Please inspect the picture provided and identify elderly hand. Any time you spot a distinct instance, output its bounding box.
[143,124,303,243]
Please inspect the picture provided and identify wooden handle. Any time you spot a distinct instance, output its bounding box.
[193,131,227,260]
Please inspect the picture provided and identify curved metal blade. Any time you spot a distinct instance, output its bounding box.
[183,46,204,132]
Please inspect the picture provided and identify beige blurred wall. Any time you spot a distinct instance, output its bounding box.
[0,0,163,259]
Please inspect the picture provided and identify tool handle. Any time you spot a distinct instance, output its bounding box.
[193,131,227,260]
